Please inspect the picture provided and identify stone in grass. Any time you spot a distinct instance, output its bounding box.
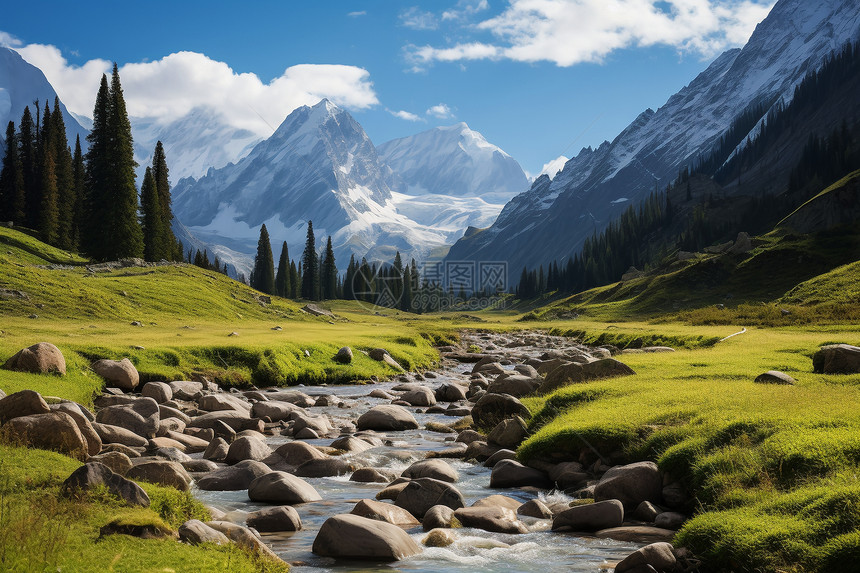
[754,370,796,385]
[334,347,353,364]
[178,519,229,545]
[91,358,139,391]
[2,342,66,375]
[312,514,421,561]
[813,344,860,374]
[0,390,51,424]
[62,462,150,506]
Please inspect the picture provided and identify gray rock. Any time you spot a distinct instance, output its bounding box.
[518,499,553,519]
[813,344,860,374]
[351,467,397,483]
[3,411,88,460]
[422,504,456,530]
[351,499,421,527]
[552,499,624,531]
[246,505,302,532]
[395,477,465,518]
[334,346,353,364]
[471,393,530,430]
[490,459,552,489]
[199,393,251,412]
[181,459,219,472]
[248,471,322,504]
[540,359,635,394]
[357,404,419,431]
[203,437,229,462]
[754,370,796,385]
[92,358,139,391]
[330,435,374,453]
[487,416,528,449]
[224,435,273,464]
[63,462,149,506]
[633,500,661,522]
[88,451,133,475]
[93,423,149,447]
[178,519,229,545]
[168,381,203,401]
[312,514,421,561]
[0,389,50,424]
[454,506,528,534]
[95,397,160,438]
[2,342,66,375]
[483,449,518,468]
[594,461,662,509]
[294,457,356,478]
[141,382,173,403]
[615,542,677,573]
[435,383,467,402]
[655,511,686,530]
[250,400,299,422]
[265,441,327,470]
[400,386,436,407]
[127,460,192,491]
[402,459,459,483]
[197,460,271,491]
[486,374,540,397]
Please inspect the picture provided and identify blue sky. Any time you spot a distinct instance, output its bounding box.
[1,0,775,175]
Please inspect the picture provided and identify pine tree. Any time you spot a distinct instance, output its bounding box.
[289,260,299,298]
[321,236,337,300]
[83,74,111,257]
[0,121,25,224]
[151,141,180,259]
[343,255,356,300]
[51,98,75,250]
[301,220,319,300]
[140,166,162,261]
[106,64,143,259]
[18,106,37,228]
[250,224,276,294]
[275,241,291,297]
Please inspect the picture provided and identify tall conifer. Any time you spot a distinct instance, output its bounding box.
[250,224,275,294]
[51,98,76,250]
[140,166,162,261]
[301,221,319,300]
[0,122,25,223]
[18,106,37,228]
[275,241,291,298]
[321,236,337,300]
[83,74,111,257]
[70,136,85,248]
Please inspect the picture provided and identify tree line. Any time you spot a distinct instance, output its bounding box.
[0,64,182,262]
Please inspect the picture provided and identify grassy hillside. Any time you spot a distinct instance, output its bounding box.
[0,227,444,405]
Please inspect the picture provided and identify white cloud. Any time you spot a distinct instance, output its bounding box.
[442,0,490,21]
[539,155,569,179]
[409,0,775,67]
[426,103,455,119]
[347,10,366,17]
[10,40,379,137]
[0,31,22,47]
[400,6,438,30]
[388,109,424,122]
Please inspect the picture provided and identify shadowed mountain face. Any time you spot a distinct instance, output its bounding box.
[445,0,860,282]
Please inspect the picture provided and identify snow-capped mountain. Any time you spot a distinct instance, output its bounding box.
[171,99,453,276]
[378,123,528,202]
[0,47,88,155]
[446,0,860,282]
[131,108,262,182]
[376,123,529,241]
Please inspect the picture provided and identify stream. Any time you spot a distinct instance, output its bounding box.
[193,332,642,572]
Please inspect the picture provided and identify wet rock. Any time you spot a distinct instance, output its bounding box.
[483,449,517,468]
[454,506,528,534]
[92,358,139,391]
[754,370,796,385]
[169,381,204,401]
[127,460,192,491]
[455,429,484,444]
[250,400,299,421]
[351,499,421,527]
[595,526,675,543]
[357,404,419,431]
[248,471,322,504]
[634,501,661,522]
[594,461,662,509]
[330,435,374,453]
[295,457,356,478]
[181,459,218,473]
[486,374,540,397]
[2,342,66,375]
[264,390,316,408]
[400,386,437,407]
[2,412,88,460]
[312,514,421,561]
[376,481,411,501]
[165,431,209,453]
[395,477,465,518]
[655,512,686,530]
[197,460,271,491]
[0,389,50,424]
[518,499,553,519]
[615,542,677,573]
[464,440,501,463]
[203,437,229,462]
[95,397,160,439]
[436,383,467,402]
[487,416,528,449]
[159,405,191,425]
[199,393,251,412]
[490,459,552,489]
[63,462,149,506]
[141,382,173,403]
[422,504,457,530]
[423,528,456,547]
[471,393,531,429]
[351,467,397,483]
[224,435,273,464]
[472,494,522,512]
[552,499,624,532]
[265,441,328,470]
[246,505,302,532]
[188,411,262,433]
[178,519,228,545]
[402,459,459,483]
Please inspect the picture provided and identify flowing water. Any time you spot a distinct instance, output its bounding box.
[193,335,641,572]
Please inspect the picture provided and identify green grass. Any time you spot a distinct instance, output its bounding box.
[0,445,288,573]
[517,320,860,571]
